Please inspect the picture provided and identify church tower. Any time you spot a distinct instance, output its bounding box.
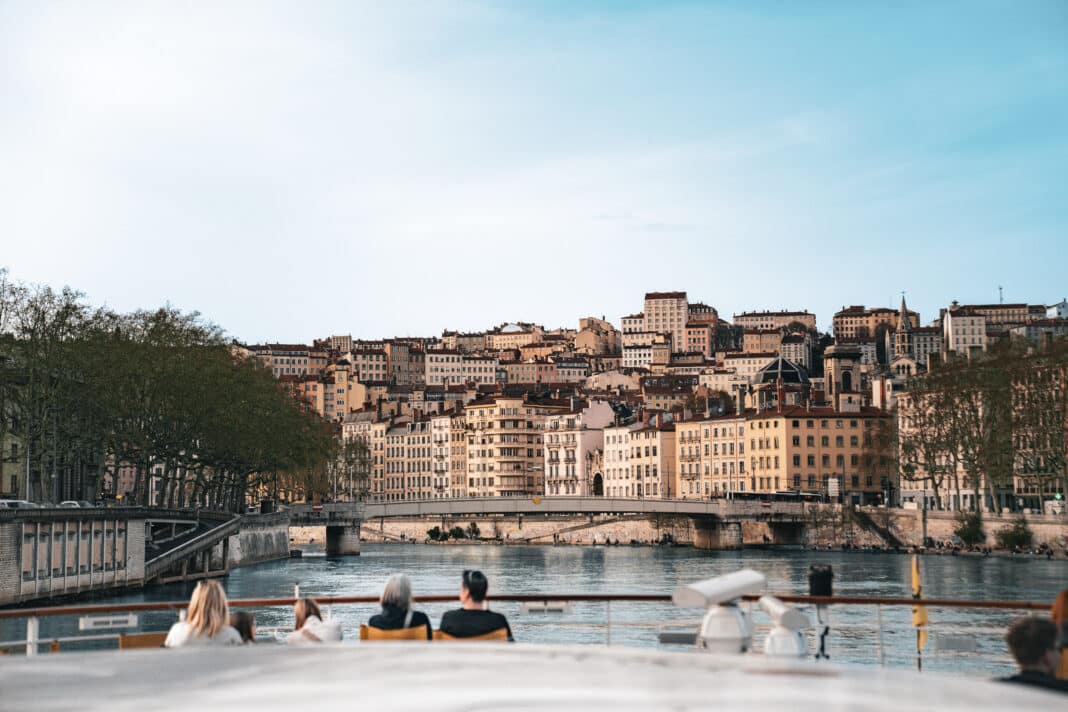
[893,294,913,360]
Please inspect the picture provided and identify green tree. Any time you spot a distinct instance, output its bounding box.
[953,511,985,547]
[994,517,1033,550]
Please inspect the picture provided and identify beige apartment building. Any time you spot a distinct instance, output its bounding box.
[347,348,389,382]
[431,413,468,499]
[383,418,433,501]
[502,360,558,384]
[342,411,390,502]
[602,418,676,498]
[747,406,893,504]
[734,310,816,332]
[743,329,784,354]
[684,322,715,358]
[833,305,918,340]
[943,307,987,356]
[780,333,812,370]
[644,291,689,351]
[543,401,614,496]
[486,324,543,351]
[575,317,620,355]
[251,343,330,378]
[675,415,748,499]
[464,395,570,497]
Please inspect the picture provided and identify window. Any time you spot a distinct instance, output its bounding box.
[793,455,801,467]
[821,436,829,447]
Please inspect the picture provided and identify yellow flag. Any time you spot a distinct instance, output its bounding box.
[911,555,928,651]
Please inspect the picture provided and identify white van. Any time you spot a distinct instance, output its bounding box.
[0,499,39,509]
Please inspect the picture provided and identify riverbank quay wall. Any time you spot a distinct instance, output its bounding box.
[305,507,1068,552]
[1,510,293,607]
[302,514,801,549]
[1,508,149,606]
[801,505,1068,550]
[221,512,291,568]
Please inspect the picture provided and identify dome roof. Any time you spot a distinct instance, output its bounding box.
[753,356,809,385]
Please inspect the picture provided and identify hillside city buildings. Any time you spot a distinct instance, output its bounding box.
[47,290,1062,514]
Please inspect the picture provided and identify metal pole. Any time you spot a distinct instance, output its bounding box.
[876,604,885,666]
[606,600,611,646]
[26,617,39,657]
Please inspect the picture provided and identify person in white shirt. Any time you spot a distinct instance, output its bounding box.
[164,580,244,648]
[286,598,343,645]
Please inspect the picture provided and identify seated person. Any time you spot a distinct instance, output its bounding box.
[368,574,432,640]
[164,580,243,647]
[286,598,343,645]
[439,570,513,641]
[230,610,256,644]
[999,616,1068,693]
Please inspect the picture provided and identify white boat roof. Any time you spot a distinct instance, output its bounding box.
[2,643,1062,711]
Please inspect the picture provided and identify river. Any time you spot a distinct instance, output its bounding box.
[6,545,1065,676]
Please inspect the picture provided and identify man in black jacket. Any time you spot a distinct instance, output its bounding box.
[439,570,513,641]
[999,617,1068,694]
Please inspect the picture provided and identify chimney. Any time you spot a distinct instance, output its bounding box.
[776,377,784,414]
[641,408,651,426]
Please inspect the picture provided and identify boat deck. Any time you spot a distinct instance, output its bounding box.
[2,643,1063,711]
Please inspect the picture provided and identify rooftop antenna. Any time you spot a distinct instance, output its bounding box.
[998,286,1003,304]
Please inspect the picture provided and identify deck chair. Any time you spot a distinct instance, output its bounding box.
[119,632,168,649]
[433,628,509,641]
[359,624,427,641]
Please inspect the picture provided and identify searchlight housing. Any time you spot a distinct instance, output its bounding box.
[672,570,766,653]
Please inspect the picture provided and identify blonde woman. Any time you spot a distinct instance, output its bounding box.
[286,597,343,645]
[164,580,243,647]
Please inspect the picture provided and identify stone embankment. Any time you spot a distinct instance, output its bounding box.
[221,512,291,568]
[302,508,1068,554]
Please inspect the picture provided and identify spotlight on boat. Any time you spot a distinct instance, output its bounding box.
[672,569,766,653]
[758,595,811,657]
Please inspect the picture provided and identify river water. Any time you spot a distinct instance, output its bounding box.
[6,544,1065,677]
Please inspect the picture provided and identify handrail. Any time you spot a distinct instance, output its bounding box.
[144,515,242,580]
[0,593,1049,620]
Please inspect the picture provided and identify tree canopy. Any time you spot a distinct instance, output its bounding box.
[0,268,353,511]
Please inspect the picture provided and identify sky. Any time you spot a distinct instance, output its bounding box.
[1,1,1066,342]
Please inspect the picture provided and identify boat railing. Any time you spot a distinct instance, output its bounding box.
[0,593,1049,673]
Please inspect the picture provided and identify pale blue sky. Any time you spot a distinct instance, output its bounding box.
[2,1,1066,341]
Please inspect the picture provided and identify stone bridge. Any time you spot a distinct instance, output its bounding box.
[291,498,808,552]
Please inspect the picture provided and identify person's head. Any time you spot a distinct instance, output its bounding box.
[1005,616,1061,674]
[294,598,323,631]
[230,610,256,643]
[460,570,488,606]
[187,580,230,639]
[380,574,413,611]
[1052,589,1068,629]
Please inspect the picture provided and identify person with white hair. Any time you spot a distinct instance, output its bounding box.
[367,574,432,640]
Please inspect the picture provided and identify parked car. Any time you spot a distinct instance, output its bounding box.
[78,500,96,508]
[59,501,81,508]
[0,499,39,509]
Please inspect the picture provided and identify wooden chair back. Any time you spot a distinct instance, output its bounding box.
[119,632,168,649]
[432,628,508,641]
[359,624,426,641]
